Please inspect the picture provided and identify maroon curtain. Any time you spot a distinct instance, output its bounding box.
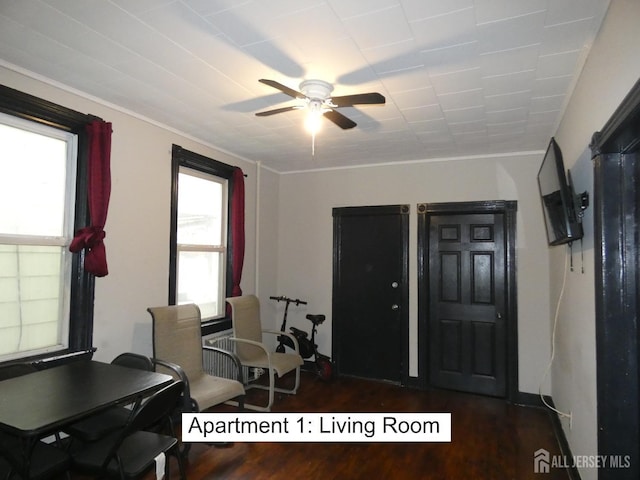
[69,120,112,277]
[230,167,245,297]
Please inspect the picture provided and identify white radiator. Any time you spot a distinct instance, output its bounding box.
[203,331,256,381]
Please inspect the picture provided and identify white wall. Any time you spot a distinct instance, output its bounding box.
[0,66,263,363]
[254,163,281,323]
[276,153,551,393]
[551,1,640,478]
[4,2,639,473]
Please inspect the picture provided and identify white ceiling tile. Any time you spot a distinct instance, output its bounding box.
[2,0,91,45]
[401,0,474,21]
[270,3,349,52]
[420,40,480,76]
[242,39,307,80]
[380,69,433,94]
[0,0,610,172]
[437,88,485,111]
[486,107,528,125]
[298,38,368,85]
[448,118,486,135]
[533,75,574,98]
[328,0,401,19]
[205,6,270,47]
[444,105,485,125]
[536,50,581,78]
[392,87,438,109]
[139,2,223,44]
[455,133,491,147]
[473,0,547,25]
[400,104,444,123]
[429,67,482,95]
[544,0,604,26]
[481,69,536,96]
[528,109,560,126]
[411,117,450,134]
[72,31,141,68]
[366,49,424,77]
[341,4,413,50]
[530,94,566,114]
[479,44,540,77]
[110,0,175,15]
[377,116,415,133]
[409,7,477,49]
[476,10,546,54]
[180,0,252,17]
[540,18,596,56]
[485,89,533,111]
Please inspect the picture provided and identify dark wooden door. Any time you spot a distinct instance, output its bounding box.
[332,205,409,383]
[428,212,507,397]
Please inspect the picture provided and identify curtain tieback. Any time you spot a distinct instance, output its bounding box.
[70,226,106,252]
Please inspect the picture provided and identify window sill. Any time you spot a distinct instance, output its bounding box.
[201,317,232,336]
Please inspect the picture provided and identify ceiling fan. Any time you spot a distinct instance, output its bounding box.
[255,78,385,130]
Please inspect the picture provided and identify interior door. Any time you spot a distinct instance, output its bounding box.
[428,212,507,397]
[332,205,409,383]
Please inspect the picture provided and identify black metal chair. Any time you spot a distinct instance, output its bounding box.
[70,380,186,480]
[63,353,155,443]
[0,362,70,480]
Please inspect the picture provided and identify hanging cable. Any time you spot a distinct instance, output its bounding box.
[538,245,572,422]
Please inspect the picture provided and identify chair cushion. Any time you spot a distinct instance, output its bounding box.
[72,430,176,478]
[189,373,245,411]
[240,351,303,378]
[0,438,69,480]
[64,406,132,442]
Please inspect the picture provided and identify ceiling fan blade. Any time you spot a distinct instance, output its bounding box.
[259,79,304,99]
[323,110,357,129]
[331,92,385,107]
[255,106,298,117]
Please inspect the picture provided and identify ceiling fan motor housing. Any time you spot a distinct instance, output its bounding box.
[299,79,334,100]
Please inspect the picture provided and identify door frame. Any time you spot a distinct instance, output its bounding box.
[417,200,518,401]
[590,78,640,479]
[332,204,410,385]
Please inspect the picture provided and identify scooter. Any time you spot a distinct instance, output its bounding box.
[270,295,333,381]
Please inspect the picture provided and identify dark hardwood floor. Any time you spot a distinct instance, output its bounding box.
[165,372,569,480]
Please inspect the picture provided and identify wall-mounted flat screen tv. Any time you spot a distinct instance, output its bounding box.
[537,138,584,246]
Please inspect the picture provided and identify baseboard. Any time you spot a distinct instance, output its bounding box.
[516,392,581,480]
[404,375,425,390]
[402,384,582,479]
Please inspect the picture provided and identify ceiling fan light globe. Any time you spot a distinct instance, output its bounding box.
[305,110,323,135]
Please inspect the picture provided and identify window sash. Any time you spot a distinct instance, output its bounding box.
[176,167,228,320]
[0,114,77,361]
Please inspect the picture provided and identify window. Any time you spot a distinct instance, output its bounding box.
[0,84,97,363]
[176,168,227,319]
[170,145,238,333]
[0,114,76,360]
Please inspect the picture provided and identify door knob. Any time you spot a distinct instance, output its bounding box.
[391,304,399,311]
[391,281,399,288]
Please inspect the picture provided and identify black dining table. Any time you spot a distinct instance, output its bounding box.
[0,359,174,477]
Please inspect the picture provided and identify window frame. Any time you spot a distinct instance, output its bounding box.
[0,84,99,362]
[170,144,237,335]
